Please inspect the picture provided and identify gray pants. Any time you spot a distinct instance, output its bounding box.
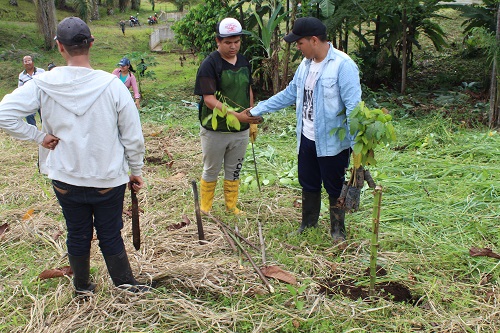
[200,126,249,182]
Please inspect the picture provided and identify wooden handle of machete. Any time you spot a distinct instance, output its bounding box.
[130,182,141,250]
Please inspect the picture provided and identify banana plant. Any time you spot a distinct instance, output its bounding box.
[247,2,288,93]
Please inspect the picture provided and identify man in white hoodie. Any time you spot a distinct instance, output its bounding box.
[0,17,147,295]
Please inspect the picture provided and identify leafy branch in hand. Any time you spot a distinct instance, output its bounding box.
[201,91,243,131]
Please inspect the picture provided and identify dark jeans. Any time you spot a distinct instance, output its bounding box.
[25,109,41,127]
[52,180,127,257]
[26,113,36,126]
[298,134,350,198]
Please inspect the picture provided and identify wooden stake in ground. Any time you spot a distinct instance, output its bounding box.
[258,220,266,266]
[369,185,383,296]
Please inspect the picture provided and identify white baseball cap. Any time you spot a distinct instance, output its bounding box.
[217,18,243,38]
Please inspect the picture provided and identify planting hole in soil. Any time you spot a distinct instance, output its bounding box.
[318,266,422,305]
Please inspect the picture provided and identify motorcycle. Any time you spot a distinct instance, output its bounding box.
[147,16,158,25]
[129,16,140,27]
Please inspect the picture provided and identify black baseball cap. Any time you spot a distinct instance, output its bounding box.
[55,17,94,46]
[284,17,326,43]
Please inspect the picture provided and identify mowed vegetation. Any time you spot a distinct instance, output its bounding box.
[0,1,499,332]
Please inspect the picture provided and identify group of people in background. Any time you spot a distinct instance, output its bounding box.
[19,54,141,124]
[0,14,361,298]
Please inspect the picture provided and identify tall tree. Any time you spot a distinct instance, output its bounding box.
[352,0,446,90]
[91,0,100,20]
[453,0,498,127]
[489,2,500,128]
[35,0,57,50]
[72,0,92,22]
[106,0,114,15]
[119,0,128,12]
[131,0,140,11]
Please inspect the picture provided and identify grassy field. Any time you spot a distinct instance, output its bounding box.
[0,1,499,332]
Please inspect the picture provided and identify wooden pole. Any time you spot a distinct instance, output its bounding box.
[369,185,383,297]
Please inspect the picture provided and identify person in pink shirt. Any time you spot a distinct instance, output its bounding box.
[112,57,140,108]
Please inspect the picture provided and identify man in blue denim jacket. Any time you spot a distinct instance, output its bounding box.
[237,17,361,241]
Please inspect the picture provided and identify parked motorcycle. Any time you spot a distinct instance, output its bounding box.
[129,16,140,27]
[147,16,158,25]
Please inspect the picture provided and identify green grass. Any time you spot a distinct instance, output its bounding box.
[0,1,499,332]
[0,0,196,103]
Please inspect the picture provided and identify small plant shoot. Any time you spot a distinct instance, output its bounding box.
[331,101,396,211]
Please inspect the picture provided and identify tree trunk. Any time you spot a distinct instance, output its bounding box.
[401,8,408,95]
[374,15,380,50]
[131,0,140,11]
[35,0,57,50]
[489,3,500,129]
[343,19,349,53]
[91,0,99,20]
[272,37,280,94]
[119,0,127,12]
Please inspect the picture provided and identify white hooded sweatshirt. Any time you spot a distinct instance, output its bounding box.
[0,66,144,188]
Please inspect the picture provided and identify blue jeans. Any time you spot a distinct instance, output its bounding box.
[26,113,36,126]
[298,134,350,198]
[26,109,41,126]
[52,180,127,257]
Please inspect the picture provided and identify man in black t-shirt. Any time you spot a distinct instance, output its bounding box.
[194,17,260,215]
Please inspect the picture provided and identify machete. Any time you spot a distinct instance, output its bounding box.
[130,183,141,250]
[191,180,205,245]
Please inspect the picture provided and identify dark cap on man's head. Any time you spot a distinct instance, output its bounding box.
[56,17,94,46]
[284,17,326,43]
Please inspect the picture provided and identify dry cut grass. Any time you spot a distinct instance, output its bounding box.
[1,110,500,332]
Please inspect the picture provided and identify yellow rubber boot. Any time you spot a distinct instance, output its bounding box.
[200,179,217,213]
[224,179,244,215]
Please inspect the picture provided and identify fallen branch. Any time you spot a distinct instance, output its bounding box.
[227,230,274,293]
[220,224,238,253]
[206,213,259,251]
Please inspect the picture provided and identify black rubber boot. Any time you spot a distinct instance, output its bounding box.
[68,253,96,298]
[329,196,346,242]
[297,191,322,234]
[103,249,151,293]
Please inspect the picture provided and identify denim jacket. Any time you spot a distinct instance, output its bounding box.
[251,43,361,157]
